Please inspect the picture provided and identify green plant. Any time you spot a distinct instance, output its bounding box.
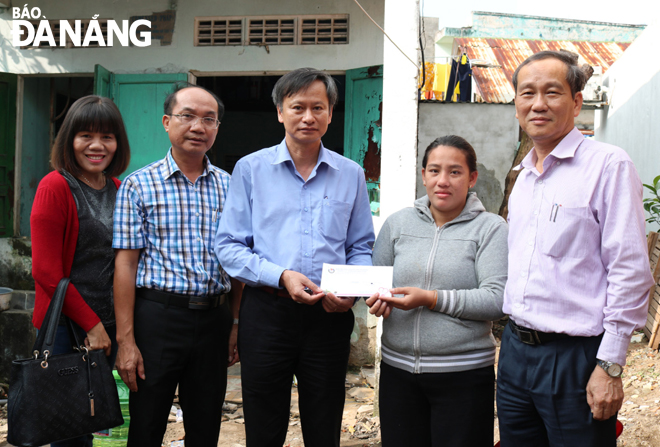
[643,175,660,229]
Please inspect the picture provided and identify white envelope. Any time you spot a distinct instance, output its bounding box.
[320,263,393,297]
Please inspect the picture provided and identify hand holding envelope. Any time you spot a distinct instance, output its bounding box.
[320,263,395,317]
[320,263,393,297]
[319,264,439,318]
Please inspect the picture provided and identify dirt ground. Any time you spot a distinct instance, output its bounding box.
[2,328,660,447]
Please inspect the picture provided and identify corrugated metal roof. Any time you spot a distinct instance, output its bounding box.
[454,37,630,103]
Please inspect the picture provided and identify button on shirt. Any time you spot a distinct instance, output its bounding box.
[504,127,654,365]
[214,140,375,288]
[113,150,231,296]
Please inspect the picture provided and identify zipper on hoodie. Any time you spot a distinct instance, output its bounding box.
[413,224,442,373]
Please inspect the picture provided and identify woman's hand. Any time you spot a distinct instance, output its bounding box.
[366,292,393,318]
[378,287,436,311]
[85,321,112,356]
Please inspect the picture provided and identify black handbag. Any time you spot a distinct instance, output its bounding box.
[7,278,124,446]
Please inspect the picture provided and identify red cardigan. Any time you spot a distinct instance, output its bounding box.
[31,171,121,331]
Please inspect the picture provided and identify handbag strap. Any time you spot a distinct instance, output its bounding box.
[32,278,71,356]
[65,317,85,351]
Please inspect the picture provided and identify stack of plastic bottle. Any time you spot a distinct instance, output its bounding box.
[93,370,130,446]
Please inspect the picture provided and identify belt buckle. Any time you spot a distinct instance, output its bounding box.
[188,298,211,310]
[517,328,541,345]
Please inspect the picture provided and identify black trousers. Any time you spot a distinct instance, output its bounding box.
[238,286,354,447]
[379,361,495,447]
[127,297,232,447]
[497,323,616,447]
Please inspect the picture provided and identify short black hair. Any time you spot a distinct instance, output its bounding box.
[163,82,225,120]
[51,95,131,178]
[272,68,338,111]
[423,135,477,173]
[512,50,588,98]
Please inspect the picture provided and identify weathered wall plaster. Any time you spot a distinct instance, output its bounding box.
[0,237,33,290]
[0,0,384,74]
[417,102,518,213]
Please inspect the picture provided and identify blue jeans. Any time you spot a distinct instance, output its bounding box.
[46,323,118,447]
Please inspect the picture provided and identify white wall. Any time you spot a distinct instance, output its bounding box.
[0,0,384,74]
[379,0,419,230]
[373,0,420,413]
[595,19,660,229]
[417,102,519,213]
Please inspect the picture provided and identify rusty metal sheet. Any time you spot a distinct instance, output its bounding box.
[454,37,631,103]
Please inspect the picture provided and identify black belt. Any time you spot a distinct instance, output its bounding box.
[259,285,292,299]
[136,288,226,310]
[509,319,571,345]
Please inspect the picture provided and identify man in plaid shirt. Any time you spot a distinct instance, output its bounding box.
[113,83,241,447]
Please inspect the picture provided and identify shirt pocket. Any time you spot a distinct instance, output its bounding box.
[319,198,352,243]
[540,198,599,259]
[205,206,222,227]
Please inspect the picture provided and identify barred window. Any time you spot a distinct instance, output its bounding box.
[248,17,295,45]
[194,14,349,47]
[195,17,243,46]
[300,16,349,44]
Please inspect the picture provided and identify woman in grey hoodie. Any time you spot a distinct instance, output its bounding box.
[367,135,508,447]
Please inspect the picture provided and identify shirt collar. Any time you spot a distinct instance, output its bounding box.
[162,148,211,181]
[272,139,339,172]
[516,127,584,171]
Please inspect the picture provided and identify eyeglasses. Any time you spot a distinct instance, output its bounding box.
[170,113,220,129]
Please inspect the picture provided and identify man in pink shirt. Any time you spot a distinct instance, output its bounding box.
[496,50,654,446]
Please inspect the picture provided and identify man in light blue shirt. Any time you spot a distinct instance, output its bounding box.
[215,68,374,447]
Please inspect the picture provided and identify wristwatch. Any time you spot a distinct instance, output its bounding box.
[597,359,623,378]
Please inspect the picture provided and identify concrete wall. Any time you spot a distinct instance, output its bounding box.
[417,102,518,214]
[595,20,660,231]
[379,0,419,231]
[0,0,384,74]
[0,289,36,384]
[419,16,437,63]
[576,109,595,132]
[436,10,645,61]
[348,300,379,366]
[0,237,33,291]
[440,11,645,43]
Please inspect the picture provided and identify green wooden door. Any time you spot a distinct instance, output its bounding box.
[113,74,187,177]
[0,73,17,236]
[93,69,188,178]
[343,66,383,216]
[93,64,112,98]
